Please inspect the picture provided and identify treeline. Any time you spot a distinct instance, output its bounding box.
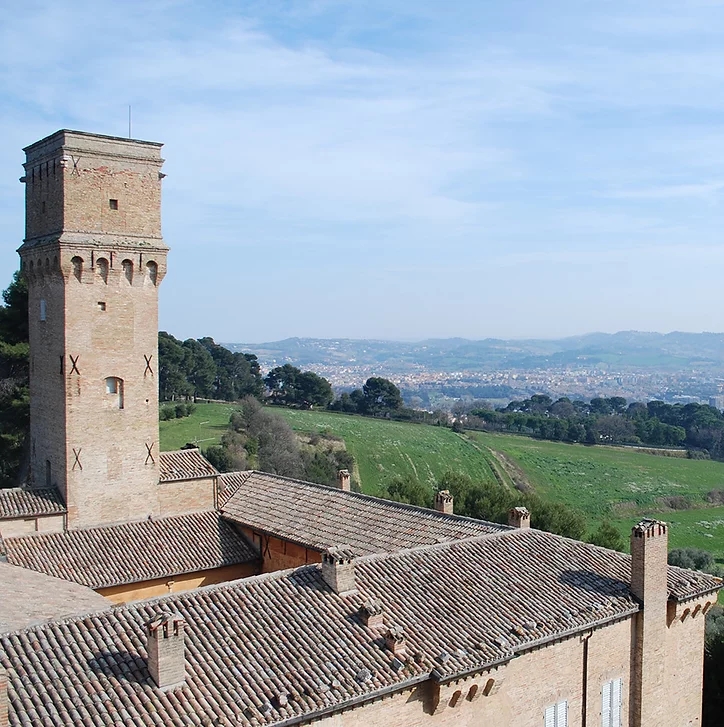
[381,469,623,547]
[204,397,355,488]
[0,272,29,488]
[159,332,264,401]
[463,394,724,457]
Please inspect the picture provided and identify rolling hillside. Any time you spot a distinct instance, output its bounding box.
[159,403,724,556]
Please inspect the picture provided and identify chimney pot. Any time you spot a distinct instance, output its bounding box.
[385,625,407,659]
[146,612,186,689]
[360,599,385,629]
[508,506,530,529]
[434,490,454,515]
[0,668,8,727]
[336,469,351,491]
[322,545,357,595]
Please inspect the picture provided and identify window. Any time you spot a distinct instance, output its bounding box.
[109,199,118,210]
[602,679,622,727]
[39,299,46,321]
[97,301,106,311]
[105,377,124,409]
[544,701,568,727]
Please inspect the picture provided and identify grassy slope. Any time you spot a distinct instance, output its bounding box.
[469,431,724,557]
[159,403,237,452]
[276,408,498,496]
[159,403,724,557]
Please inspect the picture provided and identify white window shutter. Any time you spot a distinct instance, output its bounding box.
[556,700,568,727]
[602,681,612,726]
[612,679,622,727]
[545,705,556,727]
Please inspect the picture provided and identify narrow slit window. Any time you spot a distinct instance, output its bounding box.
[109,199,118,210]
[105,377,124,409]
[39,299,46,321]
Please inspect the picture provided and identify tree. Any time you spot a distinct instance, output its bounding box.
[668,548,716,573]
[295,371,334,408]
[197,337,263,401]
[181,339,217,399]
[0,271,29,488]
[362,377,403,415]
[158,332,193,401]
[588,521,625,551]
[265,364,333,408]
[385,474,433,507]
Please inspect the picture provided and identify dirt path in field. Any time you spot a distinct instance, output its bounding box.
[489,449,534,493]
[458,434,515,492]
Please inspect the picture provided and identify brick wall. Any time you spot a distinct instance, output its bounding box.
[20,131,169,528]
[240,527,322,572]
[0,514,64,538]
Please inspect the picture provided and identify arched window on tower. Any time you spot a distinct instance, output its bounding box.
[97,257,109,284]
[71,256,83,282]
[105,377,124,409]
[146,260,158,286]
[122,259,133,284]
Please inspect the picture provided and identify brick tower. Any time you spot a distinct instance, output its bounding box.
[19,130,168,527]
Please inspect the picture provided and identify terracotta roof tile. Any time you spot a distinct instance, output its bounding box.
[0,487,65,520]
[159,449,218,482]
[0,563,110,633]
[220,470,507,554]
[1,529,717,726]
[3,511,259,589]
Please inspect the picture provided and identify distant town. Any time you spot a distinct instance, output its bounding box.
[227,332,724,409]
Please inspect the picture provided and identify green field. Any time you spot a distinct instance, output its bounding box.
[159,403,724,557]
[159,403,238,451]
[276,408,498,496]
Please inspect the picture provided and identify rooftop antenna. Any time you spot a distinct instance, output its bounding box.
[128,105,132,139]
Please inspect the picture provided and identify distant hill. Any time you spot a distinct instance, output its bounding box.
[225,332,724,373]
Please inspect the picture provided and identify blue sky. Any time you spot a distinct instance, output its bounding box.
[2,0,724,342]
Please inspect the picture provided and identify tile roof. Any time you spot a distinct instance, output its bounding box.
[159,448,218,482]
[3,511,259,589]
[0,487,66,520]
[0,529,718,726]
[0,563,110,633]
[220,470,508,554]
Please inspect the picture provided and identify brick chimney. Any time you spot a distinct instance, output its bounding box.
[336,469,351,491]
[0,668,8,727]
[434,490,454,515]
[360,599,384,629]
[146,613,186,689]
[322,545,357,595]
[630,519,668,725]
[385,626,407,659]
[508,506,530,529]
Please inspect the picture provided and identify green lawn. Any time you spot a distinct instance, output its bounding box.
[275,408,498,496]
[159,402,237,452]
[469,431,724,558]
